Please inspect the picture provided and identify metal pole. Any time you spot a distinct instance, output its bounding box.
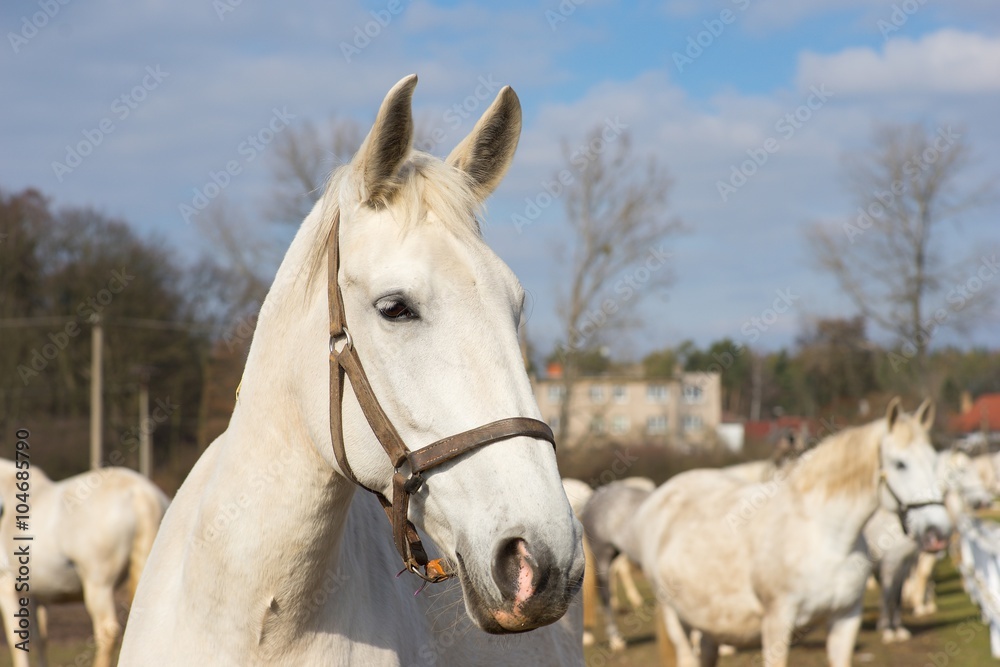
[139,377,151,477]
[89,315,103,470]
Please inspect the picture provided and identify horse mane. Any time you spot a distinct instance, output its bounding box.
[789,418,894,500]
[302,151,485,293]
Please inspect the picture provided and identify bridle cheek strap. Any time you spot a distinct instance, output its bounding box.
[326,208,556,583]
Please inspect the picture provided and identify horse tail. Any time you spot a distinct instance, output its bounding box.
[127,481,170,602]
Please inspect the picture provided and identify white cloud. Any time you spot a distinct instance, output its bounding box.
[797,29,1000,94]
[662,0,1000,34]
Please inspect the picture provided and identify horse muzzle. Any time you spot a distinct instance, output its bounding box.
[457,534,585,634]
[919,525,950,553]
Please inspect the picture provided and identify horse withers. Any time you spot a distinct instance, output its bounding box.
[120,75,585,666]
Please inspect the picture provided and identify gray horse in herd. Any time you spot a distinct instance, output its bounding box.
[576,399,986,667]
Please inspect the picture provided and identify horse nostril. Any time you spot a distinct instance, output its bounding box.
[491,537,556,607]
[493,538,530,602]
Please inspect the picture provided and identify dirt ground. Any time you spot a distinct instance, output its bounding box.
[0,558,991,666]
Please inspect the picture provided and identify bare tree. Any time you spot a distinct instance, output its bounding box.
[192,200,274,302]
[807,122,996,386]
[266,115,441,226]
[551,128,683,443]
[267,118,365,226]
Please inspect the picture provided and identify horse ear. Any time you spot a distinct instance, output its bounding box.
[355,74,417,205]
[446,85,521,202]
[885,397,902,431]
[915,398,936,432]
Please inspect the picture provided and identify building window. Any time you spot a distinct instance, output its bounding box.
[589,385,606,403]
[590,416,605,434]
[547,385,565,404]
[611,415,630,434]
[683,414,704,432]
[647,384,668,403]
[612,385,628,403]
[683,384,703,404]
[646,415,667,435]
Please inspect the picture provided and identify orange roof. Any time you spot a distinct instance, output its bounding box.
[951,393,1000,434]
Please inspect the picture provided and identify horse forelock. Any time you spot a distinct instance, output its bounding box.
[301,152,484,294]
[886,416,919,449]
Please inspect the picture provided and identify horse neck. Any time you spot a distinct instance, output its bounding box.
[213,205,363,614]
[788,421,882,537]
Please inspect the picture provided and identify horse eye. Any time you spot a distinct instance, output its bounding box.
[894,460,907,471]
[377,299,418,321]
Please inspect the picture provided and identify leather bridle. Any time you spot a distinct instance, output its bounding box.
[326,209,556,584]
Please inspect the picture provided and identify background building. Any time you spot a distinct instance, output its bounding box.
[532,367,722,450]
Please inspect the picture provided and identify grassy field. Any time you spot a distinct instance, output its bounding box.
[583,557,993,667]
[0,558,990,666]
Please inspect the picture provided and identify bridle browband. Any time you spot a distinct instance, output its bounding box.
[326,209,556,584]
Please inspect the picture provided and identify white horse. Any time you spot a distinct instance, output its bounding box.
[636,399,951,667]
[972,451,1000,495]
[120,75,585,666]
[562,478,594,518]
[0,460,169,667]
[863,448,991,642]
[563,476,655,648]
[579,478,656,651]
[899,450,993,622]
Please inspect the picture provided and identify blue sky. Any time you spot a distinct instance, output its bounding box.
[2,0,998,358]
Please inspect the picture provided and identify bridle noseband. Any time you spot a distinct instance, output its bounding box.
[326,209,556,584]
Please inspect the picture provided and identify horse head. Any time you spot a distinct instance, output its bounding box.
[878,398,953,552]
[939,449,993,511]
[312,75,583,633]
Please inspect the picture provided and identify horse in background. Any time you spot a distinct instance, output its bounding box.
[0,461,169,667]
[900,450,993,623]
[637,399,951,667]
[863,447,992,643]
[972,451,1000,495]
[580,477,656,651]
[563,478,599,647]
[562,478,593,517]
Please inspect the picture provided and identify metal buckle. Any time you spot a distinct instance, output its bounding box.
[402,472,424,494]
[330,328,353,357]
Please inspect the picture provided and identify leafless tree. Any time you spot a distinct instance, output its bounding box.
[267,118,365,226]
[192,200,273,304]
[266,115,442,226]
[551,128,683,442]
[807,122,996,386]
